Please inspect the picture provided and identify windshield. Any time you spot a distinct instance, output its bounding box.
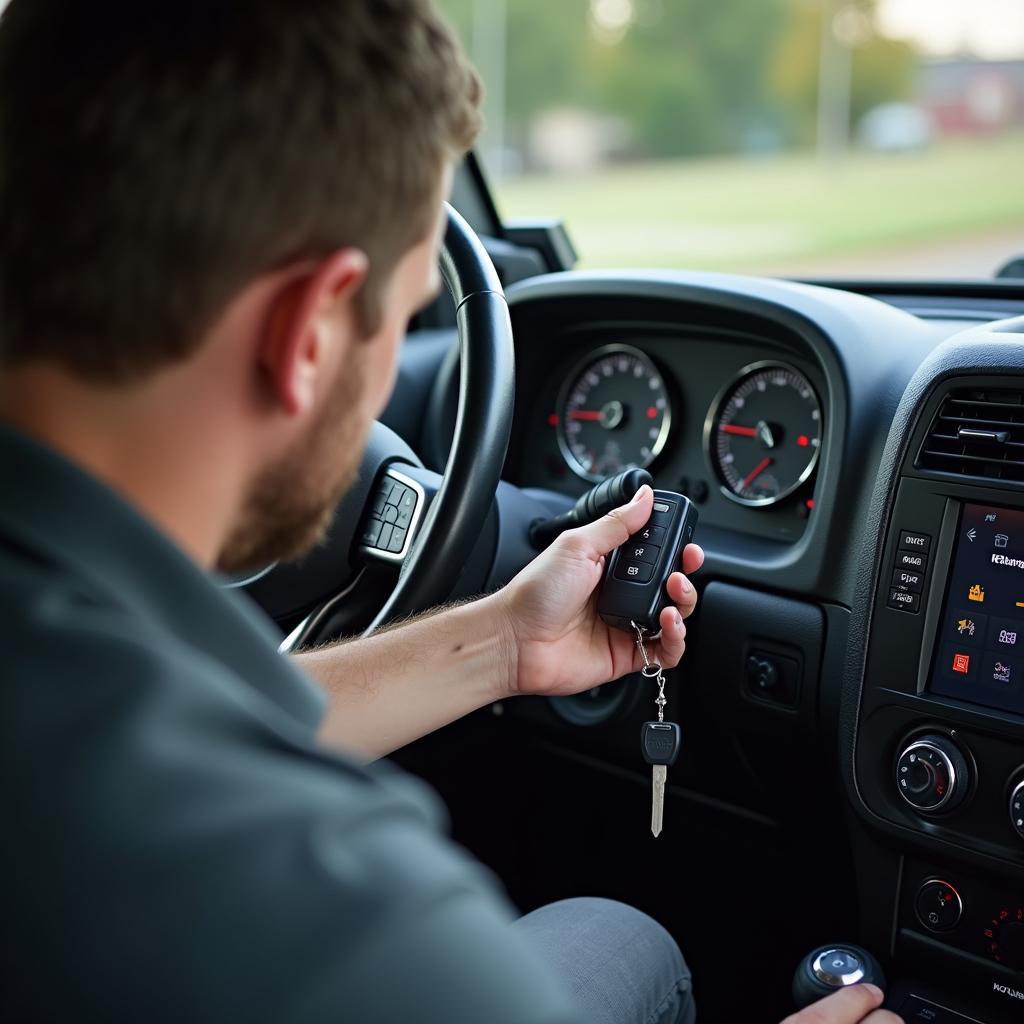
[438,0,1024,279]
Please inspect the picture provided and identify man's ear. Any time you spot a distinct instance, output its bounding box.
[259,248,369,417]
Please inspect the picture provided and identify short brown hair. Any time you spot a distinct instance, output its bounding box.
[0,0,480,381]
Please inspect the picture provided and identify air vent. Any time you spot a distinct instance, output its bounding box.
[919,387,1024,483]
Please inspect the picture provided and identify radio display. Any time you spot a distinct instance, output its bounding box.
[928,502,1024,716]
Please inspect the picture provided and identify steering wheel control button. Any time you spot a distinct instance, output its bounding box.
[899,530,932,553]
[1010,780,1024,840]
[888,588,920,613]
[811,949,865,989]
[361,519,383,547]
[915,880,963,932]
[614,558,655,584]
[895,735,969,813]
[358,469,426,563]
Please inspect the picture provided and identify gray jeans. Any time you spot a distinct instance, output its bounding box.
[513,898,696,1024]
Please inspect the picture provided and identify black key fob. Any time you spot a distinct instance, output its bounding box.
[597,490,698,634]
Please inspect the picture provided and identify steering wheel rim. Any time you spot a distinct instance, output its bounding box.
[363,203,513,630]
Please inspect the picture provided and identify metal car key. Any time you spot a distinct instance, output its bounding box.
[642,721,681,837]
[597,490,699,634]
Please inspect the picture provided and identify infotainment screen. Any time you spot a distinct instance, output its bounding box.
[928,502,1024,716]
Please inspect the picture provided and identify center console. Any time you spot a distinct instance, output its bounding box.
[852,373,1024,1022]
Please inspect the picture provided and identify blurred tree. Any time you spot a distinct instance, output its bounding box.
[437,0,917,160]
[592,0,789,156]
[439,0,594,150]
[770,0,916,145]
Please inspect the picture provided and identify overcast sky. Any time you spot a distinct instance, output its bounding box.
[878,0,1024,59]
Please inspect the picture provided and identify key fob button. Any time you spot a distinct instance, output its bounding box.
[648,501,676,527]
[633,524,666,545]
[629,543,661,565]
[614,558,655,583]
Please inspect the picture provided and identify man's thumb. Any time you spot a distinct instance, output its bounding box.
[578,484,653,556]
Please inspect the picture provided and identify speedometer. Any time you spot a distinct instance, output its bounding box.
[557,344,672,482]
[705,361,822,507]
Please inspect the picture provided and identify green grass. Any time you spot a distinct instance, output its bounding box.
[493,134,1024,274]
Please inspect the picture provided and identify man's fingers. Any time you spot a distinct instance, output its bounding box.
[573,485,653,557]
[681,542,704,575]
[655,605,686,666]
[665,572,699,619]
[781,984,888,1024]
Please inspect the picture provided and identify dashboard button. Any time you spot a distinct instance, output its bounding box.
[915,879,963,932]
[899,530,931,553]
[892,567,924,593]
[888,588,920,612]
[895,549,928,572]
[387,526,406,553]
[987,616,1022,652]
[979,653,1018,687]
[945,607,986,647]
[615,558,654,583]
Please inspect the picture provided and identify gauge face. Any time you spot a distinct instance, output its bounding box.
[706,362,822,506]
[557,345,671,482]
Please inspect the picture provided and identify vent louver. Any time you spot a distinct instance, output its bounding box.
[919,386,1024,483]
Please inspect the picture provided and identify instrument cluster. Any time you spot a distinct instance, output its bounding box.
[542,340,824,515]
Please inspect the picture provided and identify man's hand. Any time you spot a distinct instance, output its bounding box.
[496,485,703,698]
[782,985,903,1024]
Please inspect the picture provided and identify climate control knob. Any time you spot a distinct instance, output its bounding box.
[895,734,969,813]
[1010,779,1024,841]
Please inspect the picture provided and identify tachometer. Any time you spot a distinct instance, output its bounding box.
[557,344,672,482]
[705,362,822,507]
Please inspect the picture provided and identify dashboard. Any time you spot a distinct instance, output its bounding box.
[408,268,1024,1021]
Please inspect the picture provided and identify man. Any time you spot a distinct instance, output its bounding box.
[0,2,900,1022]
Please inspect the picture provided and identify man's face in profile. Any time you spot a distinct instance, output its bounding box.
[218,195,448,574]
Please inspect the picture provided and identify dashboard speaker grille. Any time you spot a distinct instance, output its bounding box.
[919,386,1024,483]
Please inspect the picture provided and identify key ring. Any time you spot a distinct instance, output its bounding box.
[632,620,668,722]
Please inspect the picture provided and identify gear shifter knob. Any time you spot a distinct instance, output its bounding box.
[792,944,885,1009]
[529,468,654,548]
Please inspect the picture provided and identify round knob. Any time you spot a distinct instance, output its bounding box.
[895,734,969,813]
[1009,779,1024,841]
[791,944,886,1009]
[984,908,1024,971]
[915,879,963,932]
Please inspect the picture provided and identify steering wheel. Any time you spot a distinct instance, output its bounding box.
[251,203,515,646]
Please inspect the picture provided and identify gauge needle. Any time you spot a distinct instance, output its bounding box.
[743,456,773,490]
[568,410,604,421]
[721,424,758,437]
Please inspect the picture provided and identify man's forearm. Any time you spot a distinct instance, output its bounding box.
[294,594,518,760]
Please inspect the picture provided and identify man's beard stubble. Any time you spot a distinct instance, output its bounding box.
[217,349,369,573]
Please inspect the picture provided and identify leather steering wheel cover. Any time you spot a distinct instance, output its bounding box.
[365,203,514,632]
